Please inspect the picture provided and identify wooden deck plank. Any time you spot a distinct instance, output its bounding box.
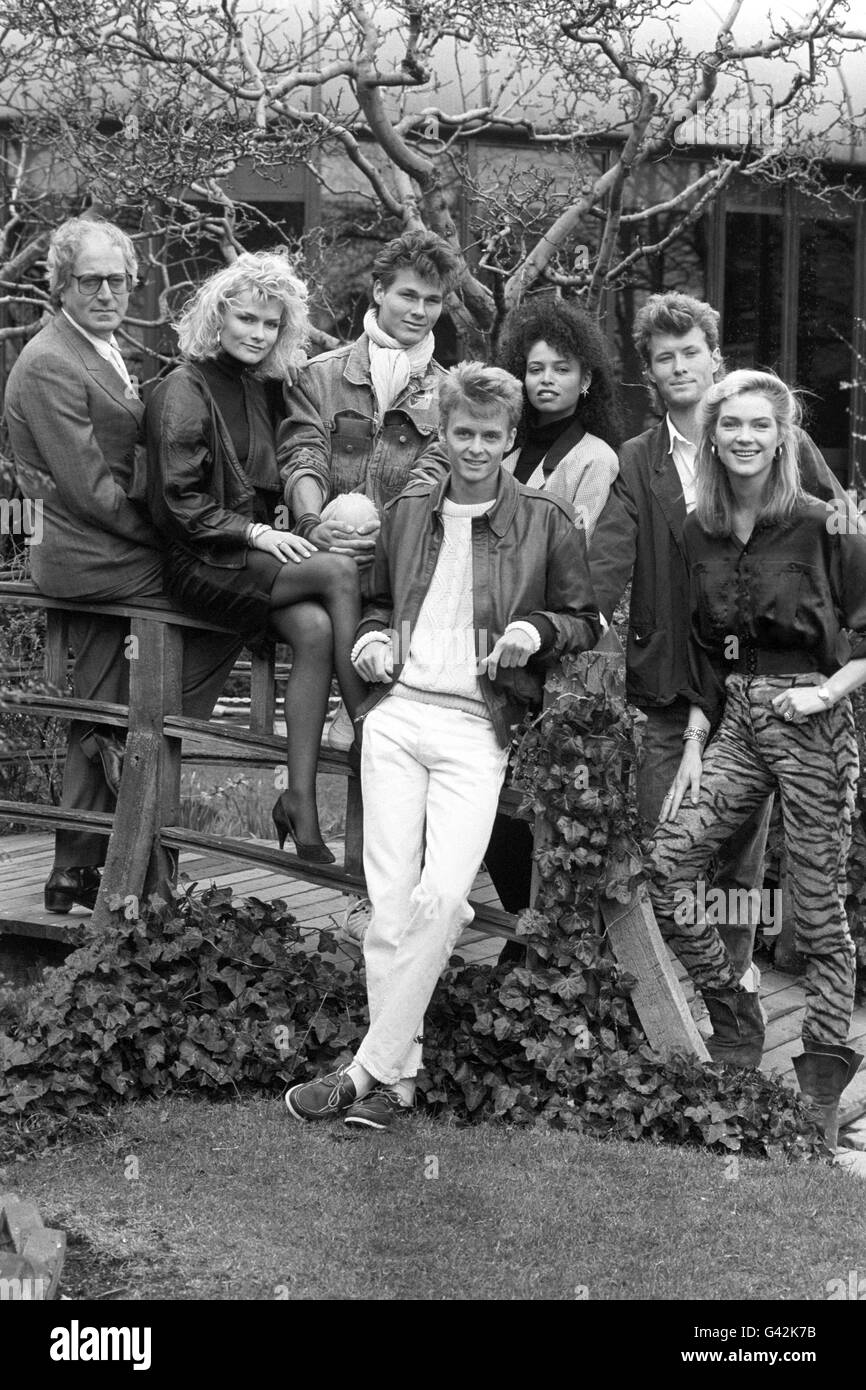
[839,1069,866,1128]
[0,831,63,855]
[763,1006,807,1054]
[763,985,809,1024]
[761,1042,800,1077]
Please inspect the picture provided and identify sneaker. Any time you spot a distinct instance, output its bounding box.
[326,702,355,752]
[344,1087,412,1130]
[341,896,372,945]
[284,1065,357,1121]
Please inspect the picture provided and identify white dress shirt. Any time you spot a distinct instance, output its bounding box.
[61,308,135,391]
[666,415,697,513]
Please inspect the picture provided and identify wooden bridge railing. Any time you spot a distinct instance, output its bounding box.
[0,581,520,939]
[0,581,706,1059]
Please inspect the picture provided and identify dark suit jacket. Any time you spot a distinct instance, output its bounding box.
[4,312,163,599]
[588,418,848,710]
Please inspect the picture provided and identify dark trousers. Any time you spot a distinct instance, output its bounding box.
[484,811,535,913]
[55,614,242,868]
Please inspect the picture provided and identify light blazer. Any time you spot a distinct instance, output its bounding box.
[502,429,619,542]
[4,312,163,599]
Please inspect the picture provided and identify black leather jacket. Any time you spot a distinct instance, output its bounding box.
[355,469,602,747]
[144,364,276,569]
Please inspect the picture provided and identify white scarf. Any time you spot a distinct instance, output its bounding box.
[363,306,435,417]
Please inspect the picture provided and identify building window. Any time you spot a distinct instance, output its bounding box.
[718,180,862,483]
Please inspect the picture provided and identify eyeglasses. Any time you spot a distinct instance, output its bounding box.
[69,273,134,296]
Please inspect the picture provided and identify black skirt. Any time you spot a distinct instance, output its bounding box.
[165,545,282,651]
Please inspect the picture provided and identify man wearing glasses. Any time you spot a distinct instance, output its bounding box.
[5,216,241,912]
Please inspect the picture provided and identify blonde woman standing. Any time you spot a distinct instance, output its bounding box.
[647,370,866,1152]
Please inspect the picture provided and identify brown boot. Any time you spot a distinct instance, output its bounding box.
[792,1043,863,1152]
[702,987,765,1067]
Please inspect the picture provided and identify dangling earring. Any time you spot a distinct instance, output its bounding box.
[580,382,590,396]
[710,441,718,456]
[773,446,782,461]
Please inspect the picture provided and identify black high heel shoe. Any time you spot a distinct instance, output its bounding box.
[272,793,336,865]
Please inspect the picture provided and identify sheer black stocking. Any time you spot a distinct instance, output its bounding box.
[246,550,368,847]
[267,551,367,719]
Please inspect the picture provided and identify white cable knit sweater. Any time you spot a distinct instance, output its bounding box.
[395,496,495,716]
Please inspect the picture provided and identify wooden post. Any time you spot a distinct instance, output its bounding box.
[344,771,364,879]
[249,645,276,735]
[154,619,184,899]
[91,616,182,926]
[43,610,69,692]
[601,892,709,1059]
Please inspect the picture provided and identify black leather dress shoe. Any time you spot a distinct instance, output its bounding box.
[80,729,125,797]
[44,867,101,914]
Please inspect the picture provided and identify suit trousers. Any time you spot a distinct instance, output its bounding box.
[356,696,509,1086]
[55,614,242,868]
[646,676,859,1046]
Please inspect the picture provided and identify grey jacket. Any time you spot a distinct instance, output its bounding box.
[4,314,163,600]
[277,333,448,512]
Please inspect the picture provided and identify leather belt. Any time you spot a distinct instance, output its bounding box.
[727,647,817,676]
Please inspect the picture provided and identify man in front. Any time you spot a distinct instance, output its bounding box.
[278,229,460,750]
[589,291,848,1011]
[4,216,241,912]
[285,363,601,1128]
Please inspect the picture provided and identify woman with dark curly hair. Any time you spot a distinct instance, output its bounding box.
[495,297,622,539]
[483,299,620,925]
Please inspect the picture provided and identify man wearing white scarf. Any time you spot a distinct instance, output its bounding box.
[279,231,461,754]
[363,304,436,419]
[278,230,460,562]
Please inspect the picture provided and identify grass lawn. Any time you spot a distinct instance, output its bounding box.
[6,1095,864,1301]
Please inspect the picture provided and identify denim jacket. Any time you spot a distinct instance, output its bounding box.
[355,470,601,747]
[277,334,449,513]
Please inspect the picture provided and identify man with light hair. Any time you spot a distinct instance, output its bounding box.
[4,215,241,913]
[285,362,601,1129]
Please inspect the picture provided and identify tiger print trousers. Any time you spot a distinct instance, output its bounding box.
[647,674,859,1046]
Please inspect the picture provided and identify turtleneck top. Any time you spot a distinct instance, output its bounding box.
[514,410,585,484]
[198,351,250,464]
[196,351,282,507]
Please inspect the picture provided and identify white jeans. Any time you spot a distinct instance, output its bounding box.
[355,696,509,1086]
